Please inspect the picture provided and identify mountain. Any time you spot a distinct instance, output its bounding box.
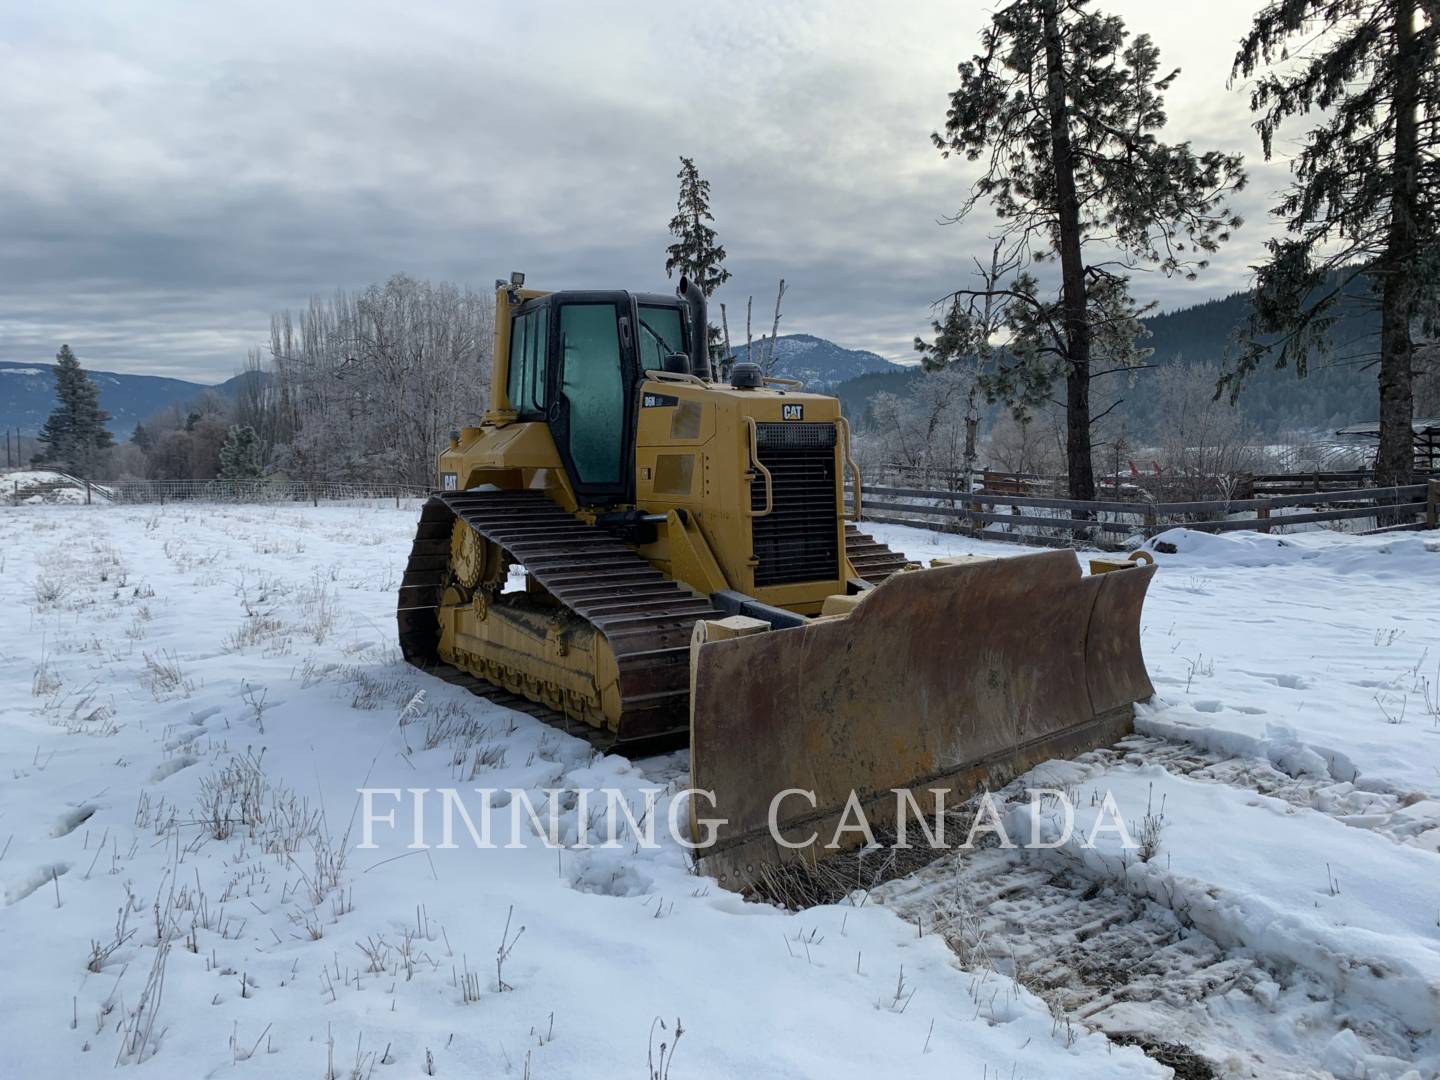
[0,361,245,437]
[1,334,900,438]
[835,289,1385,436]
[727,334,899,390]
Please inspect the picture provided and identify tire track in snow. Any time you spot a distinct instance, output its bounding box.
[1119,725,1440,854]
[868,727,1440,1078]
[877,843,1426,1079]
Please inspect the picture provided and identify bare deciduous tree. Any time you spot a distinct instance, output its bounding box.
[1152,362,1260,500]
[268,274,493,486]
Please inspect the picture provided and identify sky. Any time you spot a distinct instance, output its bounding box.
[0,0,1295,383]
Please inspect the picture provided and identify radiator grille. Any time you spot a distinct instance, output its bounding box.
[751,423,840,586]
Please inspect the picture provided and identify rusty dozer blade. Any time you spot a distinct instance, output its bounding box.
[689,550,1156,888]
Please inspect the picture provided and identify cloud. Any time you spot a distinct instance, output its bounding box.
[0,0,1280,381]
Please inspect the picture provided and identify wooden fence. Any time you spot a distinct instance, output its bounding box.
[860,461,1434,502]
[1244,469,1378,497]
[854,478,1439,549]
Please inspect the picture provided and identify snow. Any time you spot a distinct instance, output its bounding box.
[2,504,1437,1078]
[873,521,1440,1077]
[0,504,1164,1080]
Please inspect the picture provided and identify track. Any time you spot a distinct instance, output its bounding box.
[397,489,725,751]
[844,523,912,583]
[398,492,912,753]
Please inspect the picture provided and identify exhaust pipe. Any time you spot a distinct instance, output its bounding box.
[676,275,712,381]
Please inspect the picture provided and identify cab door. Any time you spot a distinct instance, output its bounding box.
[548,298,635,505]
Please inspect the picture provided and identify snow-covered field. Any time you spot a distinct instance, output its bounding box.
[0,503,1436,1079]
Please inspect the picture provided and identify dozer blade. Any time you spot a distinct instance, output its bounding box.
[689,549,1156,887]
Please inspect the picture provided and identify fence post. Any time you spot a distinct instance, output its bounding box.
[12,480,17,505]
[1427,479,1439,530]
[1256,504,1270,534]
[85,479,91,505]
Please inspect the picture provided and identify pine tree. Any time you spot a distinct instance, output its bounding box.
[664,157,732,296]
[1225,0,1438,487]
[34,345,115,477]
[928,0,1246,499]
[217,424,264,480]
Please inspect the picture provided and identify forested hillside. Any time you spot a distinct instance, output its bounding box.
[0,361,255,437]
[727,334,895,389]
[841,290,1384,437]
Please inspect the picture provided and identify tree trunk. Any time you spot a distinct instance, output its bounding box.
[1042,0,1096,500]
[1375,0,1419,490]
[962,389,979,492]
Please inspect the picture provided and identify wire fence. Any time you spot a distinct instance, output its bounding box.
[6,475,430,506]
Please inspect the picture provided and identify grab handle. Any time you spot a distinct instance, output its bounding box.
[743,416,773,518]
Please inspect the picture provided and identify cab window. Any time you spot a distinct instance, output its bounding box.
[636,304,686,371]
[506,309,548,416]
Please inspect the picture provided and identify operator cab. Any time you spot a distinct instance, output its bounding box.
[504,286,703,506]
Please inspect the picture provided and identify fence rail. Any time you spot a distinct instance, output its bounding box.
[853,478,1439,548]
[858,462,1435,503]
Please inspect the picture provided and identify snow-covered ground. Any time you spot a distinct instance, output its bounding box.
[870,522,1440,1079]
[0,503,1436,1079]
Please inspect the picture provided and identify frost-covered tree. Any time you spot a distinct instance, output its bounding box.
[930,0,1246,498]
[864,367,975,484]
[34,345,115,477]
[916,242,1020,494]
[1225,0,1439,487]
[1152,362,1261,500]
[268,274,492,485]
[218,425,264,479]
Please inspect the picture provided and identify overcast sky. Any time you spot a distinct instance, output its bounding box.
[0,0,1293,383]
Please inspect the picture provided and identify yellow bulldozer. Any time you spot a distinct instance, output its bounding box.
[398,274,1156,884]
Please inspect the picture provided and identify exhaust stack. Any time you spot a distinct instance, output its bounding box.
[676,275,712,381]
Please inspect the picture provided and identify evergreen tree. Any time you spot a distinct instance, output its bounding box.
[928,0,1246,498]
[33,345,115,476]
[130,422,154,452]
[217,424,264,480]
[664,157,733,368]
[664,157,731,296]
[1226,0,1439,487]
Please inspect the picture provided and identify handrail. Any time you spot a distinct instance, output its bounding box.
[643,368,708,386]
[763,376,804,389]
[742,416,773,518]
[835,415,861,520]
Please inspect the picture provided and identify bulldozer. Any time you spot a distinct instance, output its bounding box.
[398,274,1156,885]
